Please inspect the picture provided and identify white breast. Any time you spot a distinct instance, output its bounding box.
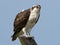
[25,10,39,33]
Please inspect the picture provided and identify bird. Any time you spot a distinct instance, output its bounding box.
[11,4,41,41]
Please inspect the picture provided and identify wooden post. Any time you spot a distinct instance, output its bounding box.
[18,36,37,45]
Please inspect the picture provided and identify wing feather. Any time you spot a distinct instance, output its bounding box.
[14,9,30,32]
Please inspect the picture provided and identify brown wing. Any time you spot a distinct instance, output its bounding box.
[14,9,30,32]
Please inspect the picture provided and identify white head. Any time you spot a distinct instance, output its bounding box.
[30,5,41,13]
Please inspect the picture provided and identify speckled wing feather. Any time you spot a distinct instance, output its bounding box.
[12,9,30,41]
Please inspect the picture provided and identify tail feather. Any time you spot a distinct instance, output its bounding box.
[11,33,17,41]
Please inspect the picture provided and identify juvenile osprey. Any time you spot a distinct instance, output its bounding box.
[12,5,41,41]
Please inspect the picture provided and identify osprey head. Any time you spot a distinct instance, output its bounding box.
[30,5,41,13]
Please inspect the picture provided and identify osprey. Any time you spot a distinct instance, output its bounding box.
[12,5,41,41]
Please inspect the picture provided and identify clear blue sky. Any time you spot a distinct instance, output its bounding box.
[0,0,60,45]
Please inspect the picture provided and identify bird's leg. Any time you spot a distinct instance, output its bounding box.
[26,32,30,36]
[20,28,33,37]
[20,28,29,37]
[26,31,34,37]
[23,31,28,37]
[23,30,31,37]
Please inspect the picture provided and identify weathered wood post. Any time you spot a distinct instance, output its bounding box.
[18,36,37,45]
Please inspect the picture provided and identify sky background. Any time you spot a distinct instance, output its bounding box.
[0,0,60,45]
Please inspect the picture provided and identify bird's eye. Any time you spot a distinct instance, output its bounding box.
[36,6,39,8]
[37,6,39,8]
[32,7,34,10]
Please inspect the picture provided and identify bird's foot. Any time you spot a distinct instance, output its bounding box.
[20,34,33,38]
[25,35,33,37]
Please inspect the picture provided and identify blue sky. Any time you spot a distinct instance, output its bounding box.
[0,0,60,45]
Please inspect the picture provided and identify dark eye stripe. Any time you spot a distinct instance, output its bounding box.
[32,6,39,10]
[32,7,34,10]
[36,6,39,8]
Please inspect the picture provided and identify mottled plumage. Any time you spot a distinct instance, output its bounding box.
[11,5,41,41]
